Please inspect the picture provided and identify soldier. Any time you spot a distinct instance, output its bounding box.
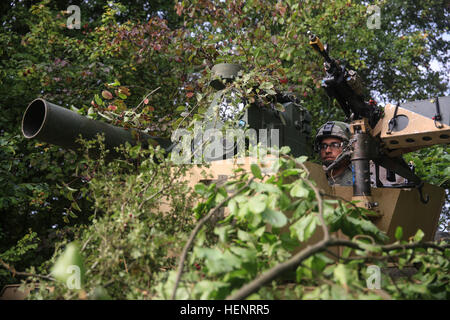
[315,121,353,186]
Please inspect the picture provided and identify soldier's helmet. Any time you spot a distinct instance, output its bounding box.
[314,121,351,152]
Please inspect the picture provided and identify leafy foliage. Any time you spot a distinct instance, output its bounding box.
[0,0,449,298]
[26,152,450,300]
[404,145,450,231]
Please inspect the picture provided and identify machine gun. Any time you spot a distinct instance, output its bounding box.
[308,31,383,128]
[309,32,450,209]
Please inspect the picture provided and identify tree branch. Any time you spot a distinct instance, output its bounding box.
[226,239,329,300]
[385,251,407,299]
[301,178,329,241]
[225,237,449,300]
[0,258,54,282]
[171,177,255,299]
[320,192,360,210]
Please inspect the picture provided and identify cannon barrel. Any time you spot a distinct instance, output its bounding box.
[21,98,172,156]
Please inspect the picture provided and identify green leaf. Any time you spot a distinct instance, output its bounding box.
[194,183,208,196]
[414,229,425,242]
[131,249,142,259]
[175,105,186,112]
[295,155,308,163]
[280,146,291,155]
[94,94,103,106]
[303,253,333,277]
[71,201,81,212]
[313,253,334,271]
[292,200,309,219]
[237,229,252,242]
[215,191,225,204]
[108,79,120,87]
[214,225,230,243]
[192,280,228,300]
[69,210,79,219]
[261,208,287,228]
[356,241,382,253]
[64,189,74,201]
[193,203,205,219]
[172,118,183,129]
[270,159,283,173]
[251,182,281,194]
[87,107,95,116]
[238,203,250,219]
[290,180,309,198]
[250,210,262,227]
[342,247,352,259]
[254,226,266,238]
[282,168,303,177]
[395,226,403,241]
[290,214,318,242]
[259,82,274,90]
[345,216,388,242]
[250,164,263,179]
[228,199,238,215]
[195,248,241,274]
[248,194,267,214]
[333,264,348,288]
[91,286,112,300]
[229,246,257,261]
[278,192,291,211]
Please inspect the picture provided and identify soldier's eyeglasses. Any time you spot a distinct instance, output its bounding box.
[319,142,343,151]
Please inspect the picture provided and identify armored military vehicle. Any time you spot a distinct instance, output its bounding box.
[2,34,449,299]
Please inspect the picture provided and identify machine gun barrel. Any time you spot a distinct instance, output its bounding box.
[21,98,172,157]
[308,32,382,128]
[308,31,339,74]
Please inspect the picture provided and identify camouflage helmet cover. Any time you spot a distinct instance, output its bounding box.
[314,121,351,152]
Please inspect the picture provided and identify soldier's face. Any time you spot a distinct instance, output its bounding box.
[320,137,344,166]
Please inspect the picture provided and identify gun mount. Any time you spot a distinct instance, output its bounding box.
[309,32,450,210]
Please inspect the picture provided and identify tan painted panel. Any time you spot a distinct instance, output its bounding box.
[333,184,444,242]
[386,183,444,241]
[0,285,31,300]
[378,103,450,150]
[4,158,444,300]
[181,157,444,244]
